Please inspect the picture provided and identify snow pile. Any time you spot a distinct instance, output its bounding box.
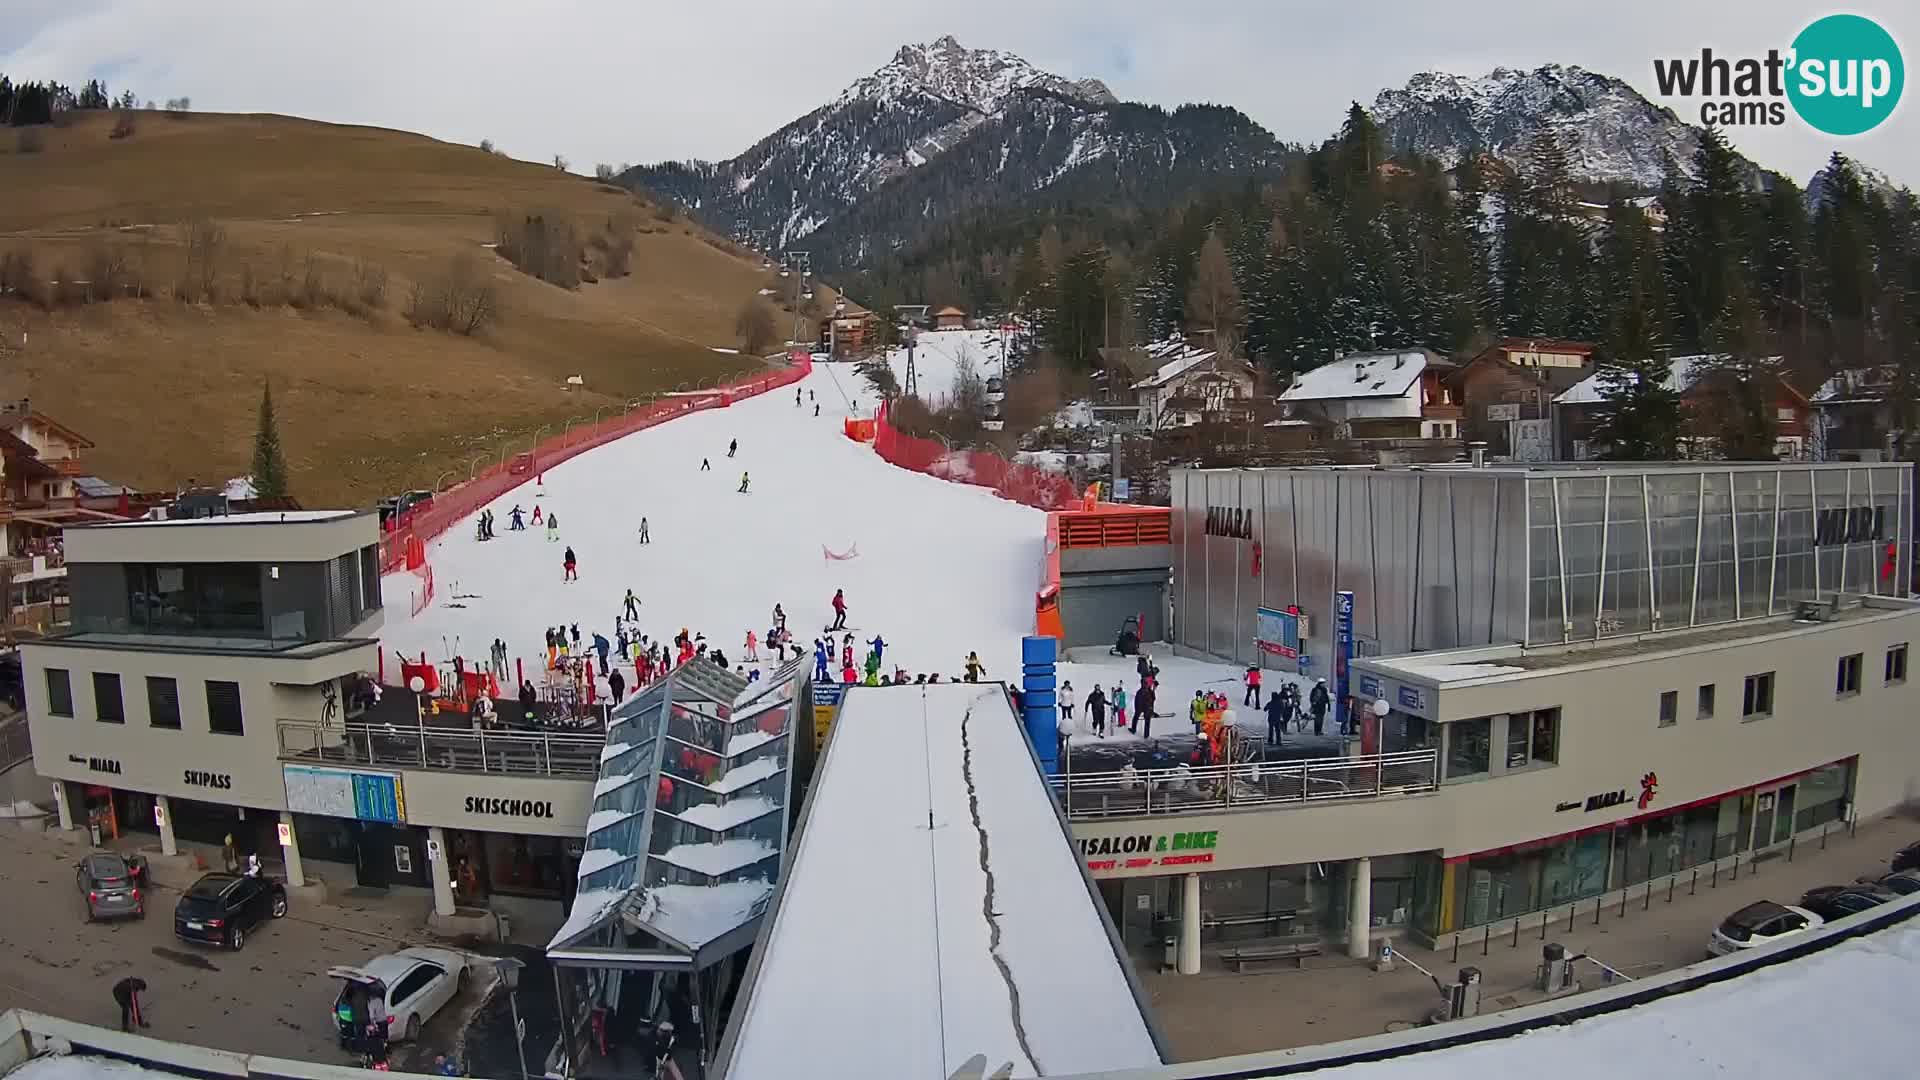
[380,362,1044,713]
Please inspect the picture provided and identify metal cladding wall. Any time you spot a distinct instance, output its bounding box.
[1173,463,1913,674]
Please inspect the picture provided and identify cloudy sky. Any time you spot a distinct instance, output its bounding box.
[1,0,1912,186]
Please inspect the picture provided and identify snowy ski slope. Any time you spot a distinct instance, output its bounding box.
[380,362,1045,686]
[885,327,1005,406]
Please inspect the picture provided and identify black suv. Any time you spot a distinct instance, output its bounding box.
[1799,883,1897,921]
[173,872,288,950]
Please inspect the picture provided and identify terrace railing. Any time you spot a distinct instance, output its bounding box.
[1048,748,1438,819]
[277,719,605,778]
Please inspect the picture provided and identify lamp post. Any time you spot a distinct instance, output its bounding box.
[563,416,585,445]
[493,957,530,1080]
[468,452,489,480]
[431,470,455,494]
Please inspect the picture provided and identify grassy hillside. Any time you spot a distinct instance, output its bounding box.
[0,110,831,505]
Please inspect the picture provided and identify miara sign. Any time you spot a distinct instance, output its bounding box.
[1205,507,1254,540]
[1814,505,1887,547]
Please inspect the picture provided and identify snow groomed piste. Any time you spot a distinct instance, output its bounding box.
[380,356,1047,694]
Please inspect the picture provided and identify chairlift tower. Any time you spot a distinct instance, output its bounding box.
[782,250,812,347]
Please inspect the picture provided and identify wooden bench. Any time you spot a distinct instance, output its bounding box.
[1223,939,1323,972]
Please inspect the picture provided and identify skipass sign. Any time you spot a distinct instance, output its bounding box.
[1653,14,1904,135]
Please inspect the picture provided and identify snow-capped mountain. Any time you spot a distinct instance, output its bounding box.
[1371,64,1709,188]
[628,36,1121,254]
[1805,156,1911,209]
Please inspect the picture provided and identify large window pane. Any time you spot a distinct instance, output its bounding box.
[127,564,264,636]
[44,668,73,717]
[1446,717,1491,780]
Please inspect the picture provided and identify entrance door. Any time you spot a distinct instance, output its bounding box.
[353,824,388,888]
[1772,784,1798,844]
[1751,793,1776,850]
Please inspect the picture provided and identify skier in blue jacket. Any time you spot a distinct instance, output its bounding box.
[867,635,886,665]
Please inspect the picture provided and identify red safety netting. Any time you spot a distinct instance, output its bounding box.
[379,355,813,572]
[871,401,1081,511]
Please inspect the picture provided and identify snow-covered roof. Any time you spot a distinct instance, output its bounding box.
[88,509,359,528]
[721,682,1161,1078]
[1554,354,1711,405]
[1280,352,1433,402]
[1814,367,1896,404]
[1131,347,1218,390]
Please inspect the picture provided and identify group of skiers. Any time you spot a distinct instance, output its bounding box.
[1061,653,1163,738]
[1250,667,1332,743]
[473,509,499,541]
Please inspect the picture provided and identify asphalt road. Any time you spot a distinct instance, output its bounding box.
[0,825,488,1068]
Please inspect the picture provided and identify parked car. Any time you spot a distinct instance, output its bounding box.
[76,852,146,921]
[1892,841,1920,874]
[328,947,470,1045]
[1707,900,1824,956]
[1858,869,1920,895]
[1800,884,1898,921]
[173,872,288,950]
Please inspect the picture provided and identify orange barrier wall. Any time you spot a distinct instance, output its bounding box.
[1035,512,1064,641]
[1058,506,1172,549]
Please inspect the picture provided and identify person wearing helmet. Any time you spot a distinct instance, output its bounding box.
[1308,678,1331,736]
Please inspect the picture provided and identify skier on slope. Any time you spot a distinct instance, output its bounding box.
[509,505,525,531]
[637,517,650,544]
[866,635,886,665]
[624,589,639,621]
[814,402,820,416]
[964,651,986,683]
[738,471,750,493]
[728,438,738,458]
[546,513,560,542]
[531,505,542,525]
[593,632,611,671]
[841,637,854,671]
[813,639,830,682]
[701,457,711,471]
[773,604,786,630]
[745,630,758,661]
[828,589,848,631]
[563,546,578,582]
[796,388,802,406]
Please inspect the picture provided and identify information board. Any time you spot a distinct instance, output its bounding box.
[282,765,407,824]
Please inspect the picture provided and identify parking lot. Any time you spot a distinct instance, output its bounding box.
[1139,815,1920,1061]
[0,823,494,1068]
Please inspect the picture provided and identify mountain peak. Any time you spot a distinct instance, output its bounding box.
[853,36,1116,114]
[1373,63,1704,187]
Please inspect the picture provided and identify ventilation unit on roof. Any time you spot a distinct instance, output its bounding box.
[1354,365,1368,381]
[1393,354,1405,368]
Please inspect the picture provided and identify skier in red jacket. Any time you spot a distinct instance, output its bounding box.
[828,588,848,631]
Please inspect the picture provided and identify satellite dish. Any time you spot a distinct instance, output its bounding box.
[408,676,426,693]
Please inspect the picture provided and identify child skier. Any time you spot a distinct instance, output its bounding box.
[531,505,542,525]
[563,546,578,582]
[745,630,759,661]
[1113,684,1129,731]
[547,513,560,542]
[813,639,830,682]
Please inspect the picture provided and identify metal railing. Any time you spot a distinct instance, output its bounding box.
[1049,748,1438,819]
[0,718,31,774]
[277,719,605,778]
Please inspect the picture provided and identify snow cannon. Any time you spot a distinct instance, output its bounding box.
[1021,635,1059,775]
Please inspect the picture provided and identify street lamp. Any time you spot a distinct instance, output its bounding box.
[431,470,455,493]
[563,416,586,445]
[493,957,530,1080]
[468,452,489,480]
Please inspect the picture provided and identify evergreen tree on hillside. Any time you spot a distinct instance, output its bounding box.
[1663,127,1755,353]
[1811,153,1879,367]
[251,381,290,500]
[77,79,109,109]
[1047,245,1110,369]
[1594,199,1681,459]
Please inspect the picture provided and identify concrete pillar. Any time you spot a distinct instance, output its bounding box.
[278,811,306,888]
[52,781,75,831]
[1347,856,1373,960]
[427,827,456,916]
[155,795,178,857]
[1178,872,1202,975]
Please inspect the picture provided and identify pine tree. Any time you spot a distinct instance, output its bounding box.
[1594,199,1682,460]
[251,381,290,500]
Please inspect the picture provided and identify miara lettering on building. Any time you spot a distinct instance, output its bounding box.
[1815,506,1887,547]
[1205,507,1254,540]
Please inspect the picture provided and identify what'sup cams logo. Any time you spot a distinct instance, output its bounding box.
[1654,14,1904,135]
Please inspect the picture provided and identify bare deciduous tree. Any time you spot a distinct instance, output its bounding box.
[1185,229,1241,359]
[479,138,496,154]
[177,217,225,302]
[407,254,497,336]
[735,297,777,355]
[85,242,132,301]
[552,154,568,172]
[109,112,137,139]
[353,258,388,310]
[594,163,616,182]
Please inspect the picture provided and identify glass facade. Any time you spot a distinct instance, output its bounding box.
[1440,757,1856,935]
[1173,464,1913,671]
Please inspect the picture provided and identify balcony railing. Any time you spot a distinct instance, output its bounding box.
[1048,748,1438,819]
[277,719,605,778]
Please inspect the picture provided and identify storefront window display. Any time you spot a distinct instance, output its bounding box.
[482,833,571,898]
[1794,762,1852,832]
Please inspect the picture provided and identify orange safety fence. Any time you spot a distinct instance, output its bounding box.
[871,401,1082,512]
[380,353,813,573]
[1035,512,1064,641]
[1057,506,1172,548]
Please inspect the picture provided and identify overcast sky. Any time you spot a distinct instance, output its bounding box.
[1,0,1912,187]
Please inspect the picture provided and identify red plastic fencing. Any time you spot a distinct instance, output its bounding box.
[872,402,1081,512]
[380,355,813,572]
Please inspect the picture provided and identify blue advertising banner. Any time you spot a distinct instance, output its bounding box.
[1335,590,1354,735]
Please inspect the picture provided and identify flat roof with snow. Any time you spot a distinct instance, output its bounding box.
[720,682,1161,1079]
[82,509,363,527]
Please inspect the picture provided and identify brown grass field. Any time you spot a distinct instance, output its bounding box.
[0,110,834,505]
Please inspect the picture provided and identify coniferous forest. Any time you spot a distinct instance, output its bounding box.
[838,103,1920,456]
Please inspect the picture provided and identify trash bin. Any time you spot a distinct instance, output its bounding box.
[1163,935,1178,972]
[87,822,102,847]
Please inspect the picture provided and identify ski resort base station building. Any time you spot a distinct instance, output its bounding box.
[1060,461,1920,951]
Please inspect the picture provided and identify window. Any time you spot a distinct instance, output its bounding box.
[146,676,181,730]
[44,668,73,717]
[206,680,244,736]
[126,563,264,636]
[92,672,124,724]
[1743,672,1774,719]
[391,965,441,1006]
[1528,708,1559,765]
[1445,717,1492,780]
[1888,645,1909,686]
[1658,690,1678,728]
[1698,684,1715,719]
[1837,653,1863,697]
[1503,709,1559,768]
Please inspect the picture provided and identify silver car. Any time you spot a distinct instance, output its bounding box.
[77,853,146,921]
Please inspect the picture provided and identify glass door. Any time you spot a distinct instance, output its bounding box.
[1772,784,1798,844]
[1751,791,1776,850]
